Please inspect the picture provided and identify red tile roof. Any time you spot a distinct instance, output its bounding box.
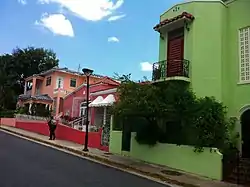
[92,76,120,86]
[153,12,194,31]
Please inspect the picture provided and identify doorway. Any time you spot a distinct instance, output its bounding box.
[241,109,250,158]
[167,27,184,77]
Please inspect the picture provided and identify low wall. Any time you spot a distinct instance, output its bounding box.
[1,118,107,151]
[0,118,16,127]
[109,131,122,154]
[109,131,223,180]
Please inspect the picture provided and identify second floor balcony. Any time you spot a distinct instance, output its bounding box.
[152,59,190,82]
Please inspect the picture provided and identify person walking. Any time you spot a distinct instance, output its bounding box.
[47,116,57,140]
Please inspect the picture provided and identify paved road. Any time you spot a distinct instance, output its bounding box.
[0,131,170,187]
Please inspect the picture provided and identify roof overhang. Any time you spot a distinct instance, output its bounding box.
[89,94,116,107]
[154,12,194,34]
[18,94,53,103]
[89,96,104,107]
[25,75,44,82]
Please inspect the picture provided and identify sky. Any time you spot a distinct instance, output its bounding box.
[0,0,181,80]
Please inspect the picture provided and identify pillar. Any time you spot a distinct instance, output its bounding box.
[29,103,32,114]
[103,107,107,127]
[31,78,37,96]
[24,81,27,95]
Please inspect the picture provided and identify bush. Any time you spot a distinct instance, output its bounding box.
[0,110,15,118]
[113,80,238,153]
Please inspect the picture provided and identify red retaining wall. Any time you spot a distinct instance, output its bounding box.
[14,120,108,151]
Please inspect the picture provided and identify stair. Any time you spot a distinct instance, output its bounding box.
[227,158,250,185]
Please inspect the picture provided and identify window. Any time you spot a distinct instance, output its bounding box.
[46,76,51,86]
[239,27,250,82]
[56,77,64,89]
[70,78,77,87]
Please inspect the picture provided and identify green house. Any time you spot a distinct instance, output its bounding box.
[152,0,250,159]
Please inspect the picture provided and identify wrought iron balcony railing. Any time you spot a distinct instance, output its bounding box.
[152,59,190,81]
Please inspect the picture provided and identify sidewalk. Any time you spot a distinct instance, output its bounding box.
[0,125,242,187]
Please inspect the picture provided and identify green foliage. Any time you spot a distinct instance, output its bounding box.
[0,47,59,110]
[15,105,29,114]
[0,110,16,118]
[113,79,238,153]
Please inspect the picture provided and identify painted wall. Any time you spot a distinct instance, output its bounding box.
[158,0,250,121]
[225,0,250,117]
[159,1,226,101]
[0,118,16,127]
[0,118,108,151]
[109,130,123,154]
[109,131,223,180]
[63,83,117,118]
[14,120,105,149]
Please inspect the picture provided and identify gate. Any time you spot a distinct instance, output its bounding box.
[101,123,110,146]
[121,120,131,151]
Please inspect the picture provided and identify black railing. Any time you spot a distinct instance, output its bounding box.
[152,59,190,81]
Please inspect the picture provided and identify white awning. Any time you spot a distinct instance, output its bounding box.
[98,94,116,107]
[89,96,104,107]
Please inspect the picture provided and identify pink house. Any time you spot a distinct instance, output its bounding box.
[17,67,103,116]
[62,77,120,146]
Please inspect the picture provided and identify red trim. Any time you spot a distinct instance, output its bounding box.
[154,12,194,31]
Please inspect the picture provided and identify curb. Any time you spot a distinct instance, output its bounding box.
[0,126,198,187]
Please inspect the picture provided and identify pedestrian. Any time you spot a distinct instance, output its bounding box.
[47,115,57,140]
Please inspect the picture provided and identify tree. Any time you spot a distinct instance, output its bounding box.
[0,47,59,111]
[11,47,59,84]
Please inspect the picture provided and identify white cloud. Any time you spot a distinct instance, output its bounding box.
[140,62,153,71]
[35,13,74,37]
[108,37,119,43]
[38,0,124,21]
[18,0,27,5]
[108,14,126,21]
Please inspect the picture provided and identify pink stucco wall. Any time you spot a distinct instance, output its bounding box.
[0,118,16,127]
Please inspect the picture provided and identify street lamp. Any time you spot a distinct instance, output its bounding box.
[82,68,94,152]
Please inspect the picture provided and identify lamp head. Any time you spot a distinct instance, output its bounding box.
[82,68,94,76]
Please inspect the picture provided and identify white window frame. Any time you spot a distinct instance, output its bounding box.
[79,102,87,117]
[56,77,64,89]
[239,27,250,83]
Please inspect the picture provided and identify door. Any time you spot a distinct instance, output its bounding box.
[59,97,64,113]
[241,109,250,158]
[167,28,184,77]
[121,119,131,152]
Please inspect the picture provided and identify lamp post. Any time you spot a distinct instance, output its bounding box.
[82,68,93,152]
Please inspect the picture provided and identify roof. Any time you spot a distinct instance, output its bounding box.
[25,67,105,81]
[154,12,194,31]
[91,76,120,86]
[89,94,116,107]
[18,94,53,102]
[63,76,120,100]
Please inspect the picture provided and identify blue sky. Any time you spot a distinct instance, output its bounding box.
[0,0,180,80]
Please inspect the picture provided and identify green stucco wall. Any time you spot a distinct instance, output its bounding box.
[109,130,122,154]
[157,0,250,134]
[109,131,223,180]
[159,1,226,100]
[226,0,250,117]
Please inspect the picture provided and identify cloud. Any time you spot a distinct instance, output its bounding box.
[140,62,153,71]
[108,37,119,42]
[18,0,27,5]
[38,0,124,21]
[108,14,126,21]
[35,13,74,37]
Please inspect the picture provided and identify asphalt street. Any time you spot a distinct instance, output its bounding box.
[0,131,170,187]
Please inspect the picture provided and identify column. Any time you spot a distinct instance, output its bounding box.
[103,107,107,127]
[24,81,27,95]
[29,103,32,114]
[31,78,37,96]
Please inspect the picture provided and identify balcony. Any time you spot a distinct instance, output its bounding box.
[152,59,190,82]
